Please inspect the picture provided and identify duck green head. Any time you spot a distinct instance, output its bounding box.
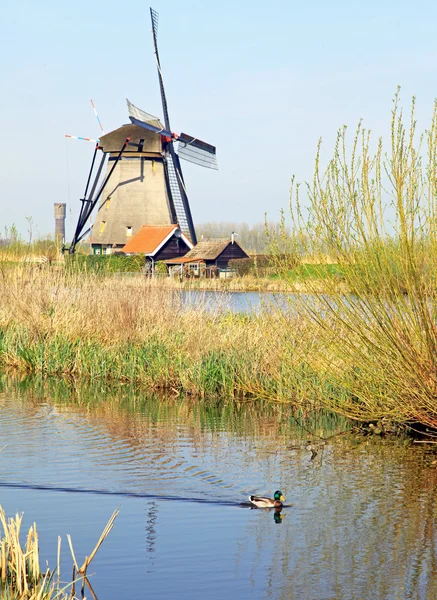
[274,490,285,502]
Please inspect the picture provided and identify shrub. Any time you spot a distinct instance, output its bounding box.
[65,253,145,274]
[229,254,299,277]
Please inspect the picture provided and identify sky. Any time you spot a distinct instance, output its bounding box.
[2,0,437,240]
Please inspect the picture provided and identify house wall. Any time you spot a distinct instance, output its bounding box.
[214,243,249,269]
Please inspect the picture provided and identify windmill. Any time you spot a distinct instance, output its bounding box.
[69,7,217,254]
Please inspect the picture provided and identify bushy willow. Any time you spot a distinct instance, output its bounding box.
[274,90,437,426]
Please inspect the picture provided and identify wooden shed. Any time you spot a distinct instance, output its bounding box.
[164,237,249,277]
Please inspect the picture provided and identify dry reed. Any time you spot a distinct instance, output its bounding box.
[0,506,118,599]
[0,266,324,406]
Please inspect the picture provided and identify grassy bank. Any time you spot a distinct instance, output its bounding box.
[1,248,437,429]
[0,267,327,403]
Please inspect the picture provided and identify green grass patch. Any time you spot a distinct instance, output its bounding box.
[270,263,346,281]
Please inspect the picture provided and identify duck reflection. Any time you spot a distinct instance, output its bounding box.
[274,509,284,524]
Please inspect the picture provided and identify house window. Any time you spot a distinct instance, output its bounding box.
[106,198,111,210]
[99,221,106,233]
[126,226,133,237]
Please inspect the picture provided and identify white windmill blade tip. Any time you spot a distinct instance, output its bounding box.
[65,134,99,143]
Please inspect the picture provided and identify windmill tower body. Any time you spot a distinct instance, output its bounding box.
[91,124,175,253]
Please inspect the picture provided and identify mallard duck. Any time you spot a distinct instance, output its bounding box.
[249,490,285,508]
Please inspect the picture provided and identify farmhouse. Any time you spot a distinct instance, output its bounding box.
[164,238,249,278]
[122,225,192,272]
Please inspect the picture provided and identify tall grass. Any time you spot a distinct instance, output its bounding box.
[0,505,117,599]
[0,266,326,405]
[267,91,437,426]
[0,240,62,264]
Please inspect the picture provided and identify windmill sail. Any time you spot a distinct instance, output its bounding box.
[126,99,217,169]
[126,99,164,131]
[150,8,171,131]
[178,134,218,170]
[164,154,190,237]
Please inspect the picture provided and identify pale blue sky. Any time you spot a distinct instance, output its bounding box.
[2,0,437,239]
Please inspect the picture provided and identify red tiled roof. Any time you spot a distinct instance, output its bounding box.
[122,225,178,254]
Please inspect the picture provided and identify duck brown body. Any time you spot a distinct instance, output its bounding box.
[249,490,285,509]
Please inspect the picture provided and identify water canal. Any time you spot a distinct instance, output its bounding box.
[181,290,292,313]
[0,378,436,599]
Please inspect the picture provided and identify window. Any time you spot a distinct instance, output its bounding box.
[106,198,111,210]
[99,221,106,233]
[126,226,133,237]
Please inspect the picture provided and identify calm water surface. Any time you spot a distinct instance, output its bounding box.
[181,290,293,313]
[0,379,436,599]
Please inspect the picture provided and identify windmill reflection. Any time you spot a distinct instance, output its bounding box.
[146,501,159,555]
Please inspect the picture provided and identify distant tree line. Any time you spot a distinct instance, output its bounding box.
[195,222,292,254]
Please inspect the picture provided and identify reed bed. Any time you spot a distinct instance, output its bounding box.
[0,265,327,406]
[1,239,436,428]
[0,505,117,599]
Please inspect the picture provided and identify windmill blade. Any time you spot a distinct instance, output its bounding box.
[165,149,195,242]
[150,7,171,131]
[126,99,164,130]
[127,99,217,169]
[128,115,170,137]
[65,135,99,143]
[178,133,218,170]
[90,99,105,134]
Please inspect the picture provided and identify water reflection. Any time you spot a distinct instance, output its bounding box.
[273,510,284,524]
[181,290,296,314]
[0,376,436,599]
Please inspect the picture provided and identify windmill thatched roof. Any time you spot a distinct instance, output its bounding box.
[99,124,161,154]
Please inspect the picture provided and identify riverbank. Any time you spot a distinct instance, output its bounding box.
[0,268,314,399]
[1,267,437,431]
[114,274,339,293]
[0,252,346,293]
